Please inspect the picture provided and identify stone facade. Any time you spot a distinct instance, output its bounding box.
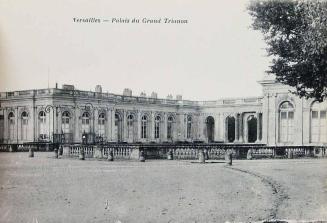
[0,76,326,146]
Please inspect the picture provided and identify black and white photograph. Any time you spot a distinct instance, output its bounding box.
[0,0,326,222]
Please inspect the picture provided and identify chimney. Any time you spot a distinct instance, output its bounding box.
[151,92,158,99]
[123,88,132,96]
[166,94,173,100]
[95,85,102,93]
[140,92,146,97]
[62,84,74,90]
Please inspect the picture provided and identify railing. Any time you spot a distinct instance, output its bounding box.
[60,143,327,160]
[66,144,135,159]
[103,146,133,159]
[1,142,326,160]
[0,88,263,107]
[68,145,94,158]
[0,143,54,152]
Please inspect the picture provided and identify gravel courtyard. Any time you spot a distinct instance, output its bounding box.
[0,153,326,223]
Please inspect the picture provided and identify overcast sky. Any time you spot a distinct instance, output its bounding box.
[0,0,270,100]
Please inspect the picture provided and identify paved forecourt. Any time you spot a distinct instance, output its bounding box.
[0,152,326,222]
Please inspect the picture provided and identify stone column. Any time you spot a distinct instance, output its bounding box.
[94,109,99,137]
[111,109,115,141]
[49,108,54,142]
[163,112,167,141]
[106,108,112,142]
[172,116,177,141]
[214,114,219,142]
[255,112,261,143]
[176,113,183,141]
[184,114,187,140]
[239,113,244,143]
[302,107,310,145]
[224,114,228,142]
[137,111,141,141]
[198,114,203,140]
[3,109,8,142]
[56,107,60,134]
[123,110,127,142]
[262,93,269,145]
[151,112,155,141]
[74,108,80,143]
[16,107,19,143]
[32,105,36,142]
[272,93,278,145]
[234,113,239,143]
[219,114,225,142]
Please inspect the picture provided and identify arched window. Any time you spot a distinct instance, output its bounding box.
[141,115,148,139]
[98,113,105,137]
[167,116,173,139]
[39,111,47,139]
[62,111,70,133]
[311,101,327,143]
[21,111,28,140]
[279,101,294,143]
[81,112,90,133]
[155,115,161,139]
[127,114,134,140]
[187,115,192,139]
[8,112,15,140]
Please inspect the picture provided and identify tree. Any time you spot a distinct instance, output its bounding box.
[248,0,327,102]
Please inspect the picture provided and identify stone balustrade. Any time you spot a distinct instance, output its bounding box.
[0,88,262,107]
[0,143,326,160]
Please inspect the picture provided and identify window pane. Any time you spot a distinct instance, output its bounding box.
[281,112,287,119]
[288,112,294,119]
[320,111,326,119]
[312,111,318,119]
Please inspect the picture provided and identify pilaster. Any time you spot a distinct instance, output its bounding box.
[137,110,141,141]
[74,108,80,142]
[163,112,167,141]
[239,113,244,143]
[3,109,8,142]
[234,113,239,143]
[151,111,155,141]
[106,108,112,142]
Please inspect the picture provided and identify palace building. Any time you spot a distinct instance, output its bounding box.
[0,75,326,147]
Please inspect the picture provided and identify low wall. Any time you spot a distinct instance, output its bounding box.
[60,143,327,160]
[0,143,54,152]
[1,143,326,160]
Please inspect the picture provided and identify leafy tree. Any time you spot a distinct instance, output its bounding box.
[248,0,327,102]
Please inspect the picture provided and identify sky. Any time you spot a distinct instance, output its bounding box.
[0,0,271,101]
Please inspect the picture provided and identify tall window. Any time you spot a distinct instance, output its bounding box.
[141,115,148,139]
[187,115,192,139]
[167,116,173,139]
[8,112,15,140]
[155,115,161,139]
[39,111,47,139]
[98,113,105,137]
[127,114,134,139]
[62,111,70,133]
[21,111,28,140]
[311,101,327,143]
[81,112,90,133]
[279,101,294,143]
